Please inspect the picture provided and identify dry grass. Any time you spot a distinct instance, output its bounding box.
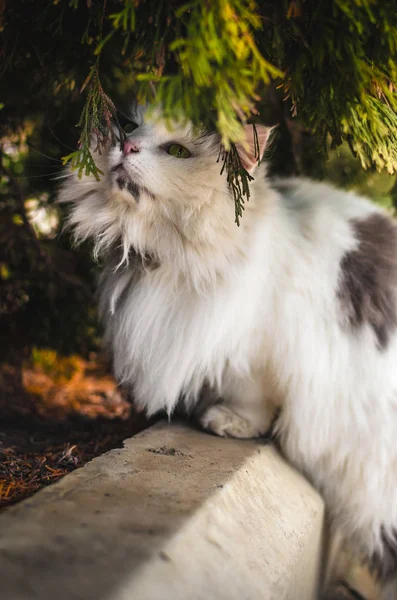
[0,444,78,507]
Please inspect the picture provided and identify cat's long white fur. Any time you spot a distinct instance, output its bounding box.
[59,108,397,593]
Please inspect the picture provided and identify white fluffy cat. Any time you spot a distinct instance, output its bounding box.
[59,106,397,598]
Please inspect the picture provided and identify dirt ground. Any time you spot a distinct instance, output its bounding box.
[0,352,149,509]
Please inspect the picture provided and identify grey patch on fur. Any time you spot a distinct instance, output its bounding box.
[126,180,141,202]
[79,190,97,201]
[116,176,141,202]
[189,384,222,420]
[123,247,159,273]
[368,528,397,580]
[115,174,155,203]
[270,179,297,195]
[99,247,159,317]
[321,582,366,600]
[106,243,159,275]
[337,213,397,350]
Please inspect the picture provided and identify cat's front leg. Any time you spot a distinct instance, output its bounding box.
[198,374,277,439]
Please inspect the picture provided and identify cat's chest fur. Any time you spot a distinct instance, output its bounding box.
[100,250,272,416]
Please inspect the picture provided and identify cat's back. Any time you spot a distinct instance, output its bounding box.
[270,175,397,356]
[270,175,378,226]
[268,175,396,269]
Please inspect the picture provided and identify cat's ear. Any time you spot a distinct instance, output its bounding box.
[235,124,275,175]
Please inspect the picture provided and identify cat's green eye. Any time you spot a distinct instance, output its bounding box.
[166,144,191,159]
[124,122,138,134]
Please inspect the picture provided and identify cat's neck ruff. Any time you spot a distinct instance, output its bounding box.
[142,169,280,293]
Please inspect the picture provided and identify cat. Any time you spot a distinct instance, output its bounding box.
[59,105,397,598]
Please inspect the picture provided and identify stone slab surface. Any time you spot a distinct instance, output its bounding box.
[0,421,325,600]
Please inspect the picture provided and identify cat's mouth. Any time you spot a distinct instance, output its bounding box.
[111,163,156,202]
[111,164,141,201]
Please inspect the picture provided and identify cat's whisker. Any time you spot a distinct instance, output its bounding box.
[26,143,63,163]
[5,172,67,180]
[52,172,76,181]
[17,163,64,170]
[45,116,76,152]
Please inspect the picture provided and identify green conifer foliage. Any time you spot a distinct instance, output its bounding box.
[2,0,395,220]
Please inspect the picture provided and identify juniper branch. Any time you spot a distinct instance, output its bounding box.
[46,0,397,216]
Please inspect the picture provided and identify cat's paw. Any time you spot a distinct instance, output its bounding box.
[199,404,265,439]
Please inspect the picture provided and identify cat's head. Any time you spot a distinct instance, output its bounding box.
[60,105,272,282]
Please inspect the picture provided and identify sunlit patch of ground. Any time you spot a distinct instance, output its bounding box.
[0,350,149,509]
[1,349,132,421]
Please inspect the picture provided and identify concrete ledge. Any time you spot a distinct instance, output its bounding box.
[0,421,325,600]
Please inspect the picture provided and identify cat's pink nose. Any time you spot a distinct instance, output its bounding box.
[123,140,140,155]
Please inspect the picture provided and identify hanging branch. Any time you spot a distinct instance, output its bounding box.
[218,123,261,225]
[220,144,254,225]
[62,62,123,179]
